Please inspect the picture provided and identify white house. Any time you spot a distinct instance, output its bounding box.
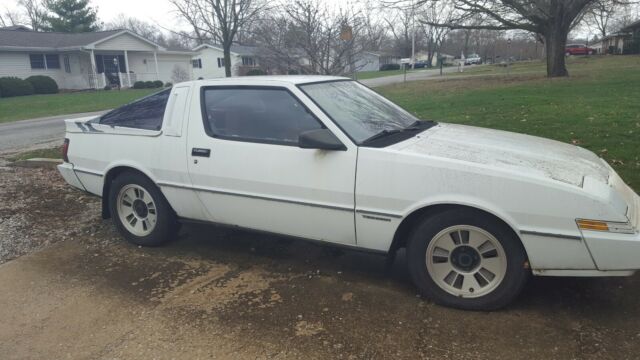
[191,43,261,78]
[0,26,195,89]
[354,51,380,72]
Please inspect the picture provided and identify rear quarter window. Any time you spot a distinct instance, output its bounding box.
[99,89,171,130]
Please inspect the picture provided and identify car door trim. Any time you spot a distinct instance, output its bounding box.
[520,229,582,241]
[157,181,354,213]
[355,209,403,219]
[74,167,104,177]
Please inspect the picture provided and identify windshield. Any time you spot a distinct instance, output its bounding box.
[299,80,420,143]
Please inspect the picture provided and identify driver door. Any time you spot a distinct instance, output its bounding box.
[186,85,357,245]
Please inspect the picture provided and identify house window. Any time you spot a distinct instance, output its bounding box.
[30,54,45,69]
[45,54,60,69]
[64,55,71,73]
[242,56,255,66]
[217,57,225,68]
[29,53,61,70]
[192,59,202,69]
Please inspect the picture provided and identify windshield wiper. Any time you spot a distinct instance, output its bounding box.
[361,129,403,144]
[361,121,427,145]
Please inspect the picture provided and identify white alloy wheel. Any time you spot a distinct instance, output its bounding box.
[117,184,158,236]
[426,225,507,298]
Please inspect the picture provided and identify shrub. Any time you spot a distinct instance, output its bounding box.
[25,75,59,94]
[152,80,163,88]
[379,63,401,71]
[104,85,112,91]
[164,82,173,88]
[144,81,155,88]
[287,69,300,75]
[133,81,146,89]
[246,68,266,76]
[0,77,34,97]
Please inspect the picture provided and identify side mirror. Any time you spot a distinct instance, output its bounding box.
[298,129,346,151]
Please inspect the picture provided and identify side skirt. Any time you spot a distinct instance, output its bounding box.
[177,217,389,257]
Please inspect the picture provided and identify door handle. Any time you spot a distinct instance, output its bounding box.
[192,148,211,157]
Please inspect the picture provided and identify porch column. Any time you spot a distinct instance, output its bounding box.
[124,50,131,87]
[90,49,98,89]
[153,51,160,80]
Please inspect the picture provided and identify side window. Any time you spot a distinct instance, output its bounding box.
[201,88,323,145]
[99,89,171,130]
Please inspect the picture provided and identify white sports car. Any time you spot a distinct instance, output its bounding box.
[58,76,640,310]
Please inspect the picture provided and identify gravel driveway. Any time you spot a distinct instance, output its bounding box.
[1,164,640,359]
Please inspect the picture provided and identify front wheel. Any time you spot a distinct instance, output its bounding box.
[108,171,177,246]
[406,208,529,310]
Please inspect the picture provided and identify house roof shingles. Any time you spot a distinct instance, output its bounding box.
[0,29,130,49]
[198,43,260,56]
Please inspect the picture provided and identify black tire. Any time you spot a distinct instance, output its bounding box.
[406,208,529,311]
[108,171,177,246]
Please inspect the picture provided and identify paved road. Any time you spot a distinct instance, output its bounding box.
[0,111,107,153]
[359,65,462,87]
[0,67,470,152]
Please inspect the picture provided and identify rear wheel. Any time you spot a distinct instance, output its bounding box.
[407,208,528,310]
[108,171,177,246]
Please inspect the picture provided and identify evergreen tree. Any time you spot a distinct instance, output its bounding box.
[43,0,98,32]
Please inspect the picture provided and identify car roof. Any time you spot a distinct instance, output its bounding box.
[191,75,350,87]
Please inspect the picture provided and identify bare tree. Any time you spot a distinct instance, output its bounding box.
[419,0,456,65]
[282,0,366,75]
[384,6,420,57]
[359,1,388,51]
[18,0,47,31]
[171,64,190,83]
[419,0,603,77]
[1,9,24,27]
[170,0,265,77]
[104,15,165,43]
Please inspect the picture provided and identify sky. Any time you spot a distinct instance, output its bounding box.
[3,0,348,33]
[4,0,192,32]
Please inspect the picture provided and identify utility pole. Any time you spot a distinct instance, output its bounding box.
[411,0,416,70]
[507,38,511,76]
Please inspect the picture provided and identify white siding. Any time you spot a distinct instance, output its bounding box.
[127,52,193,84]
[355,53,380,72]
[192,47,243,79]
[94,33,156,51]
[0,51,93,89]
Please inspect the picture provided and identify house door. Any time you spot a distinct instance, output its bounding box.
[96,55,125,86]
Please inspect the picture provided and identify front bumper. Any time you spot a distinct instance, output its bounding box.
[583,229,640,271]
[583,186,640,271]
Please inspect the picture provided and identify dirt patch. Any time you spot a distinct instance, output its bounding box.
[0,165,100,264]
[2,165,640,359]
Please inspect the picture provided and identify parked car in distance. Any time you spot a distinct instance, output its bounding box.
[58,76,640,311]
[464,54,482,65]
[565,44,596,56]
[379,63,401,71]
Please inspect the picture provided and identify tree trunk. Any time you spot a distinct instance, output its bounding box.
[223,45,232,78]
[544,29,569,77]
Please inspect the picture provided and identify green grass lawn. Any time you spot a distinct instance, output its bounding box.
[378,55,640,191]
[8,146,62,161]
[0,88,158,123]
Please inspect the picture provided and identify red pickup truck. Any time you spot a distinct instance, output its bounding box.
[565,44,596,56]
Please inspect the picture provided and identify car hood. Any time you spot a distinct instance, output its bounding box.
[395,123,610,187]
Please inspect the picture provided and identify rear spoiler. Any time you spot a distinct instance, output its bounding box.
[64,117,162,137]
